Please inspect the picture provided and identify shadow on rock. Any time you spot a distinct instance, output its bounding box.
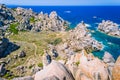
[0,38,20,58]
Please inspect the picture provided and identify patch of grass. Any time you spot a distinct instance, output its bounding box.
[9,23,19,34]
[30,16,35,23]
[38,62,43,67]
[75,61,80,66]
[29,65,33,69]
[56,56,61,60]
[7,31,66,76]
[3,72,15,80]
[50,38,62,45]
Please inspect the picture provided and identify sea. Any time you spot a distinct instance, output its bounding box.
[7,6,120,60]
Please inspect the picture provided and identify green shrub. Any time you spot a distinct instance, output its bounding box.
[51,38,62,45]
[29,65,33,69]
[9,23,19,34]
[30,16,35,23]
[75,61,80,66]
[38,62,43,67]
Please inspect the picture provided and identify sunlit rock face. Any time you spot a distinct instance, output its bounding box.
[34,60,75,80]
[66,50,110,80]
[98,20,120,37]
[32,11,69,32]
[112,56,120,80]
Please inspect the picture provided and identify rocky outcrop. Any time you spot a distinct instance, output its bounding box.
[34,60,75,80]
[98,20,120,37]
[0,63,6,76]
[66,50,110,80]
[103,52,115,80]
[31,11,68,32]
[12,7,68,32]
[112,56,120,80]
[18,51,26,58]
[55,22,102,58]
[0,4,68,33]
[0,4,14,27]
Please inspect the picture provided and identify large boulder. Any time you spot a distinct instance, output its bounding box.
[34,60,75,80]
[66,50,110,80]
[112,56,120,80]
[103,52,115,80]
[103,52,115,63]
[0,63,6,76]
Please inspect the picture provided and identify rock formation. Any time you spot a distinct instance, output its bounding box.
[66,49,110,80]
[0,4,14,27]
[103,52,115,80]
[55,22,102,58]
[34,60,75,80]
[112,56,120,80]
[98,20,120,37]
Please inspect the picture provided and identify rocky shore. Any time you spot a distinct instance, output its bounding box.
[0,4,119,80]
[98,20,120,37]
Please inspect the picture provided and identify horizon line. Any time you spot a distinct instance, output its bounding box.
[6,4,120,7]
[2,3,120,6]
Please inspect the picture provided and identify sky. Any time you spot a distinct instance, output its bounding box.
[0,0,120,6]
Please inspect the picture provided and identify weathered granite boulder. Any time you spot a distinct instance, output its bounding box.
[98,20,120,37]
[18,51,26,58]
[34,60,75,80]
[112,56,120,80]
[0,4,14,27]
[103,52,115,80]
[31,11,68,32]
[42,50,52,68]
[66,49,110,80]
[0,63,6,76]
[103,52,115,63]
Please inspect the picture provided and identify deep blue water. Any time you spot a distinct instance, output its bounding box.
[7,6,120,60]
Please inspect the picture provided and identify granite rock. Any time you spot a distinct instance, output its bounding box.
[98,20,120,37]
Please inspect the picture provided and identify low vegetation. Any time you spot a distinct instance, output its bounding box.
[9,23,19,34]
[38,62,43,67]
[4,31,67,77]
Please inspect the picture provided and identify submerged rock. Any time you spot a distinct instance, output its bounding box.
[34,60,75,80]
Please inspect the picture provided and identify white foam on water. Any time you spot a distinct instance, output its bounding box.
[64,11,71,13]
[85,23,91,27]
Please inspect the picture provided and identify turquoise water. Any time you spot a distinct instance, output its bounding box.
[7,6,120,59]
